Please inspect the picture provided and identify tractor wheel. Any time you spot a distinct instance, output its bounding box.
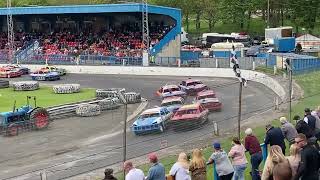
[6,124,18,136]
[30,108,50,130]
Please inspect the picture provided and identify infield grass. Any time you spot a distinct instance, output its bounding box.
[0,86,96,112]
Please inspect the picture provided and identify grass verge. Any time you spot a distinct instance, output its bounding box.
[116,71,320,180]
[0,86,96,112]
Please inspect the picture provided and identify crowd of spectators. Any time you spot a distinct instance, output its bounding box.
[0,24,173,58]
[103,106,320,180]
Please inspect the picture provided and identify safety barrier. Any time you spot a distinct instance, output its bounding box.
[79,55,142,66]
[12,81,39,91]
[0,80,9,89]
[76,103,101,117]
[52,84,81,94]
[213,143,268,180]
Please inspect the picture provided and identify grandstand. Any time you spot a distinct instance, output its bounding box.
[0,4,181,65]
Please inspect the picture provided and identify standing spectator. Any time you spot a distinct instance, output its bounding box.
[279,117,298,145]
[311,110,320,139]
[272,162,292,180]
[169,152,191,180]
[146,153,165,180]
[124,161,145,180]
[103,168,117,180]
[261,145,289,180]
[294,133,320,180]
[228,137,247,180]
[303,108,316,134]
[286,144,301,179]
[244,128,262,180]
[295,115,313,139]
[264,124,286,155]
[189,149,206,180]
[207,142,234,180]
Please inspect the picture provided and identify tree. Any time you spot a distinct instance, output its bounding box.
[202,0,220,32]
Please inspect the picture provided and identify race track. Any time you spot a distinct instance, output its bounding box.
[0,74,276,180]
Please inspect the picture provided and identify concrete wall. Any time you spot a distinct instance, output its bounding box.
[18,64,286,101]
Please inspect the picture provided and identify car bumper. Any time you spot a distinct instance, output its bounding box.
[203,104,222,111]
[132,124,162,134]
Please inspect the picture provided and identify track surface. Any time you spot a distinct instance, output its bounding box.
[0,74,276,180]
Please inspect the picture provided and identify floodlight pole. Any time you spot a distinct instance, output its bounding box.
[117,92,127,178]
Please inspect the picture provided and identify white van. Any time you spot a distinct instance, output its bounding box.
[181,28,189,44]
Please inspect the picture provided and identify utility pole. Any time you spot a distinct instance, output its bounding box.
[238,79,243,139]
[267,0,270,28]
[286,58,292,122]
[7,0,15,64]
[117,92,127,178]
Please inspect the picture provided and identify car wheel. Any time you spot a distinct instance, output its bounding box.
[159,124,165,132]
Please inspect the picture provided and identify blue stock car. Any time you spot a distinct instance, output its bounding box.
[30,70,60,81]
[161,96,184,113]
[131,107,172,135]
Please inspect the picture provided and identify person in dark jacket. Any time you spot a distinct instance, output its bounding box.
[264,124,286,155]
[244,128,262,180]
[294,133,320,180]
[103,168,117,180]
[303,108,316,134]
[295,115,313,139]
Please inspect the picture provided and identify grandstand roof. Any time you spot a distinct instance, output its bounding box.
[0,4,181,22]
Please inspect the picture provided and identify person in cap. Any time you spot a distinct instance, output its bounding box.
[207,142,234,180]
[103,168,117,180]
[264,124,286,155]
[244,128,262,180]
[146,153,165,180]
[279,117,298,145]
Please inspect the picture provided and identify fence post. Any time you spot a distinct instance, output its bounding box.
[213,121,219,136]
[274,65,277,75]
[213,162,219,180]
[215,58,218,68]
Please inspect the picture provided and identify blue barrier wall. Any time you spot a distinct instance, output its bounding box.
[181,51,201,61]
[212,51,241,58]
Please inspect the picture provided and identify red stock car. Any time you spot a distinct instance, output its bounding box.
[178,79,209,95]
[194,90,222,111]
[0,67,21,78]
[170,103,209,130]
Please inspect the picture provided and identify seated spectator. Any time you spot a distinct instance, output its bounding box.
[286,144,301,179]
[244,128,262,180]
[262,145,289,180]
[189,149,206,180]
[228,137,247,180]
[279,117,298,145]
[272,162,292,180]
[169,152,191,180]
[123,161,145,180]
[294,133,320,180]
[264,124,286,155]
[207,142,234,180]
[103,168,117,180]
[146,153,165,180]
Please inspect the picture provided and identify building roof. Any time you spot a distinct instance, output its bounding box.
[296,34,320,42]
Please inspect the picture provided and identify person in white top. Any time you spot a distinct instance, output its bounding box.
[124,161,145,180]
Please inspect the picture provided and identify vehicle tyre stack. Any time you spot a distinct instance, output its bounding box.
[98,97,121,110]
[96,88,125,99]
[76,103,101,117]
[13,81,39,91]
[53,84,80,94]
[124,92,141,104]
[0,80,9,89]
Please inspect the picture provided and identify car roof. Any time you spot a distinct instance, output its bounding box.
[199,98,220,102]
[141,107,163,114]
[162,84,179,89]
[179,104,200,110]
[161,96,183,104]
[185,79,201,83]
[197,90,215,96]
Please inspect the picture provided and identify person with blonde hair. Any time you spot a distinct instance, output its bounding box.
[286,144,301,179]
[169,152,191,180]
[261,145,290,180]
[189,149,206,180]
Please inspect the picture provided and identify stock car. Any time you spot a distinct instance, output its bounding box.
[39,65,67,76]
[170,103,209,130]
[30,70,60,81]
[156,84,187,99]
[4,64,30,75]
[178,79,209,95]
[0,67,21,78]
[131,107,172,135]
[194,90,222,111]
[160,96,184,113]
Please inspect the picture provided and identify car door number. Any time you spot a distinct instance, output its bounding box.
[36,76,45,80]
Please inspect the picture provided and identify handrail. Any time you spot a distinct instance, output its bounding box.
[213,143,267,180]
[150,26,179,56]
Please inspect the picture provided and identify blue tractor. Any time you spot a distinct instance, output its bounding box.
[0,96,50,136]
